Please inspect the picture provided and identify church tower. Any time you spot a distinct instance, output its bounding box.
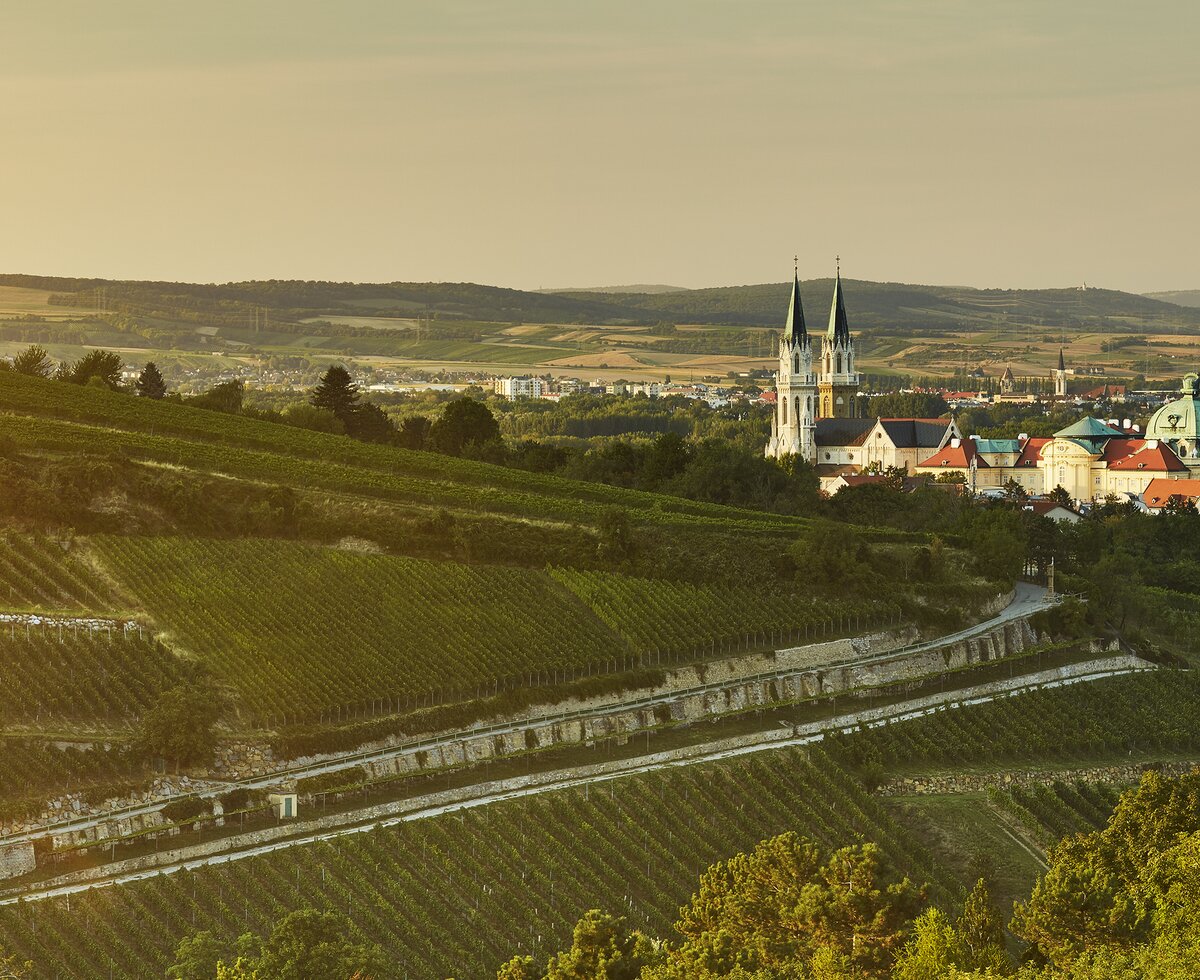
[818,261,860,418]
[1054,349,1067,398]
[765,262,817,461]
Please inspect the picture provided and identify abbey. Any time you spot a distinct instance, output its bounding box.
[764,264,959,479]
[764,263,861,461]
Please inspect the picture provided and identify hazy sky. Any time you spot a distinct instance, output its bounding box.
[3,1,1197,292]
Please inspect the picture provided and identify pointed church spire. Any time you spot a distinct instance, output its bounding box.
[1058,348,1066,371]
[826,257,850,345]
[784,257,807,344]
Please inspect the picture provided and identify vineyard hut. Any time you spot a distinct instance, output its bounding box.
[268,792,298,819]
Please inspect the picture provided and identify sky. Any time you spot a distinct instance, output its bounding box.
[2,1,1197,293]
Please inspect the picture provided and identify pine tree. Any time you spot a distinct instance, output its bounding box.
[310,365,360,423]
[136,361,167,399]
[10,344,53,378]
[956,878,1009,971]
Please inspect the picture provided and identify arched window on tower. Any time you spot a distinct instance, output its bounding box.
[835,353,842,374]
[795,396,801,423]
[781,397,787,425]
[807,395,813,416]
[793,353,799,374]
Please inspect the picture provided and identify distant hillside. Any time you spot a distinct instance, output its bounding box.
[538,283,689,295]
[555,279,1200,333]
[2,272,1197,336]
[1144,289,1200,308]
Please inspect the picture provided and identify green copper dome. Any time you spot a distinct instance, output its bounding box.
[1146,374,1200,460]
[1052,416,1123,453]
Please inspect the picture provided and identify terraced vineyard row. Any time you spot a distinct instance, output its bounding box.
[0,531,113,613]
[828,671,1200,770]
[551,567,893,655]
[0,750,952,980]
[0,742,144,824]
[988,780,1123,849]
[0,628,187,723]
[95,537,629,722]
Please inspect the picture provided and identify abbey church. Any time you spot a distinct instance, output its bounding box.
[764,265,958,475]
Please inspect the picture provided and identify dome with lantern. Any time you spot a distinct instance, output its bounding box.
[1146,374,1200,461]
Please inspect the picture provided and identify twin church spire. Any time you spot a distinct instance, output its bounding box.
[765,260,861,461]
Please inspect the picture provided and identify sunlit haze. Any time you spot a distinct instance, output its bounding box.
[4,1,1197,292]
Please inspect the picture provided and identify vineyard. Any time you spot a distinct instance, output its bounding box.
[988,780,1122,849]
[0,741,144,824]
[551,567,892,655]
[0,749,955,980]
[94,537,631,722]
[0,372,806,534]
[0,626,186,724]
[0,531,114,613]
[827,671,1200,771]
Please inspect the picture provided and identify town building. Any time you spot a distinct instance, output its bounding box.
[493,376,545,399]
[915,413,1190,503]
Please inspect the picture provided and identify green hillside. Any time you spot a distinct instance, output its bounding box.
[5,272,1197,335]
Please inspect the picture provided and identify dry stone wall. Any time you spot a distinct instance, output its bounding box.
[879,760,1200,797]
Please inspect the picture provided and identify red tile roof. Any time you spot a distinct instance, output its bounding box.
[1028,499,1080,518]
[1107,442,1187,473]
[1143,478,1200,508]
[917,440,987,469]
[1100,438,1143,464]
[1015,437,1051,467]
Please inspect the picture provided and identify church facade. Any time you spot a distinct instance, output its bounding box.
[765,265,862,462]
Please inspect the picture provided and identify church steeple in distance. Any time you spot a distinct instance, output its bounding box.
[785,255,807,345]
[1058,348,1066,372]
[826,256,850,346]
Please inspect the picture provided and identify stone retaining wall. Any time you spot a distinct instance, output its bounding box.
[879,760,1200,797]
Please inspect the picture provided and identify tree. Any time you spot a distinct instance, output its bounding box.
[214,960,259,980]
[396,416,431,451]
[1002,479,1030,507]
[669,833,923,978]
[596,507,635,563]
[135,361,167,399]
[543,910,659,980]
[428,397,501,455]
[169,930,224,980]
[310,365,360,424]
[1163,494,1198,516]
[252,909,386,980]
[139,683,223,768]
[868,392,949,419]
[10,344,53,378]
[61,349,123,389]
[891,908,970,980]
[191,380,245,414]
[1012,769,1200,966]
[1048,485,1073,508]
[955,879,1008,972]
[0,945,31,979]
[346,401,396,444]
[281,404,345,435]
[495,955,538,980]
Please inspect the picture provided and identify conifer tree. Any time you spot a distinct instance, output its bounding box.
[10,344,53,378]
[310,365,360,427]
[136,361,167,399]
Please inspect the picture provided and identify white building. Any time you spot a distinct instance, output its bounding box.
[493,376,545,399]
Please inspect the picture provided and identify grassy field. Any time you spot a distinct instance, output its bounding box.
[0,285,95,319]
